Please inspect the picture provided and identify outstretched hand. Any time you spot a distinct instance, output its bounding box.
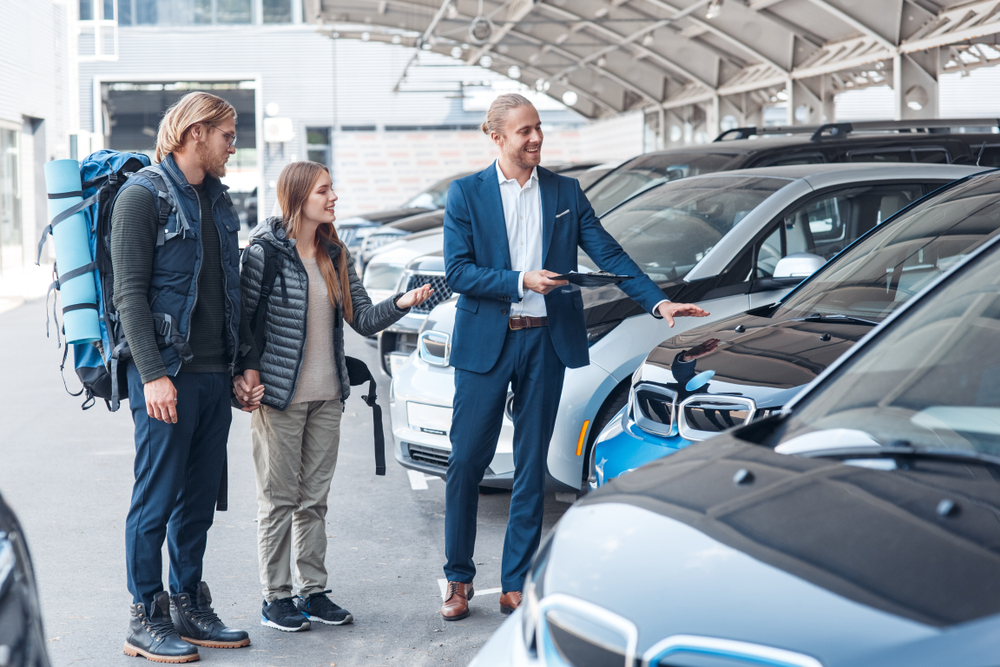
[396,284,435,310]
[657,301,710,328]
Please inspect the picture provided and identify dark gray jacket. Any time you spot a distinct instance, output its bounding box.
[240,217,407,409]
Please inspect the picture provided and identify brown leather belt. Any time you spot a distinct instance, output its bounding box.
[508,316,548,330]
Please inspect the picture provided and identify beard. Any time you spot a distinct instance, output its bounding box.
[196,139,228,178]
[502,140,542,170]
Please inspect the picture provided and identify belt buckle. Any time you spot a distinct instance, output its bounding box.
[509,317,525,331]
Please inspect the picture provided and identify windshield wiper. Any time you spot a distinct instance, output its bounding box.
[799,313,880,326]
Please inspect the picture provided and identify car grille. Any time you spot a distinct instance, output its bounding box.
[547,617,628,667]
[405,273,452,313]
[407,443,450,468]
[363,230,407,256]
[632,383,678,437]
[338,227,359,247]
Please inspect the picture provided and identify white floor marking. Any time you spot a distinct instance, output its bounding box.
[407,470,430,490]
[438,579,502,599]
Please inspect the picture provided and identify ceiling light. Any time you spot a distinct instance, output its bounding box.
[479,55,493,68]
[535,78,550,92]
[705,0,722,19]
[508,65,521,78]
[451,46,463,58]
[642,33,655,47]
[562,91,578,106]
[596,55,607,67]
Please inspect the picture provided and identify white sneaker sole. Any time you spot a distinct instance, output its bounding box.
[303,613,354,626]
[260,617,311,632]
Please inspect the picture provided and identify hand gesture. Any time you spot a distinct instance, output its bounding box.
[396,284,435,309]
[144,376,178,424]
[657,301,710,328]
[523,270,569,295]
[681,338,720,362]
[233,369,265,413]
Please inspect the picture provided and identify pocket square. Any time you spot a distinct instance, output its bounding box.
[555,209,570,219]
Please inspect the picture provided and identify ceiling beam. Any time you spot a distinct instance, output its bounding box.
[801,0,897,50]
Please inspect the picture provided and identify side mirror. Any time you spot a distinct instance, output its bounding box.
[773,252,826,279]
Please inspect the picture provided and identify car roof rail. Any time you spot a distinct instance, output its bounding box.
[715,118,1000,143]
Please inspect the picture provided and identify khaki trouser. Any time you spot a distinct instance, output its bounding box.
[251,400,343,601]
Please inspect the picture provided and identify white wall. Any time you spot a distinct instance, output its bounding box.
[579,111,644,163]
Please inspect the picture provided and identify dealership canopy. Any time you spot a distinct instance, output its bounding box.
[305,0,1000,134]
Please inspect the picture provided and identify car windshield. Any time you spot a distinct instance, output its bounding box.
[578,176,789,282]
[362,262,404,291]
[773,174,1000,323]
[404,173,471,209]
[586,152,738,217]
[778,236,1000,457]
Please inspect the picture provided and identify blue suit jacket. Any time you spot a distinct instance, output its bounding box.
[443,163,667,373]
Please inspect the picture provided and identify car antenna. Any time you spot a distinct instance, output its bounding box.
[976,140,987,167]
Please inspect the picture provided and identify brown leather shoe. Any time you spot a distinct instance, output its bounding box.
[499,591,522,615]
[440,581,474,621]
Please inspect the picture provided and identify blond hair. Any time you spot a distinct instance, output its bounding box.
[481,93,533,136]
[277,161,354,323]
[155,91,236,163]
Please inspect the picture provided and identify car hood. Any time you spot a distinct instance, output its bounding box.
[543,437,1000,666]
[635,309,873,409]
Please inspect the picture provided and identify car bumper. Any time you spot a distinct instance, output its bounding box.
[469,609,527,667]
[390,353,516,487]
[591,405,692,488]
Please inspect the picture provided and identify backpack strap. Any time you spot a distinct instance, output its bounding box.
[345,356,386,476]
[245,238,285,359]
[138,169,181,245]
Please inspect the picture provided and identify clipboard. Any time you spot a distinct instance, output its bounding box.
[553,271,634,287]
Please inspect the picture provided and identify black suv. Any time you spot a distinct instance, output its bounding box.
[586,118,1000,217]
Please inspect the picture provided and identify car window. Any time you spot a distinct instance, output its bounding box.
[754,183,925,277]
[586,152,738,218]
[403,172,473,209]
[778,238,1000,456]
[847,147,950,164]
[772,174,1000,322]
[754,152,826,167]
[580,176,789,282]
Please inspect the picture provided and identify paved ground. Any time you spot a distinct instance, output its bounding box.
[0,298,572,667]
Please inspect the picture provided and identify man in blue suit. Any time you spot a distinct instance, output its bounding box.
[440,94,708,620]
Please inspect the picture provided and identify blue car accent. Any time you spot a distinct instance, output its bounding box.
[591,404,693,488]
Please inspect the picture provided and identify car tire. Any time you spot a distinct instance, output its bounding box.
[581,380,630,490]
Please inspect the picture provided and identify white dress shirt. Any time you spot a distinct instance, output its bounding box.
[497,160,547,317]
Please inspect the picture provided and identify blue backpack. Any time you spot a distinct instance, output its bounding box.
[39,149,175,411]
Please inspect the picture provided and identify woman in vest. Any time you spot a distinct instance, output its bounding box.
[235,161,432,632]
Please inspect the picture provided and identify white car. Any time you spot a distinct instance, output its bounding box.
[390,163,982,489]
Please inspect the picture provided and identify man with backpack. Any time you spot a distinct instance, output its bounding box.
[111,91,262,663]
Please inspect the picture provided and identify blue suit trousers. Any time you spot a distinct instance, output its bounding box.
[445,327,566,592]
[125,363,232,608]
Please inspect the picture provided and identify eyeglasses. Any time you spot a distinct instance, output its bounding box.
[213,126,237,149]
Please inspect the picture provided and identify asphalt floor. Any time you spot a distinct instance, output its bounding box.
[0,298,572,666]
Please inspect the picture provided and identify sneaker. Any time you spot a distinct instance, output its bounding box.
[261,597,311,632]
[170,582,250,648]
[295,591,354,626]
[123,591,200,663]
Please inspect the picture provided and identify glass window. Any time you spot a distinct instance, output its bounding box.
[79,0,94,20]
[772,173,1000,323]
[135,0,156,24]
[103,0,115,19]
[585,152,739,218]
[306,127,331,169]
[263,0,291,23]
[0,129,22,274]
[754,152,826,167]
[216,0,252,23]
[117,0,132,24]
[580,176,789,283]
[778,239,1000,456]
[848,147,951,164]
[755,183,925,276]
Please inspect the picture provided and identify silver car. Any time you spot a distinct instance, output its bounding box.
[390,163,981,489]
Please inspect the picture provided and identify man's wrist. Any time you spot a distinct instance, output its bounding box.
[517,271,526,299]
[651,299,670,318]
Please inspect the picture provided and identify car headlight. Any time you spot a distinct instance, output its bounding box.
[586,319,622,347]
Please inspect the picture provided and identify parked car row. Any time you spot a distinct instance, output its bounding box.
[471,173,1000,666]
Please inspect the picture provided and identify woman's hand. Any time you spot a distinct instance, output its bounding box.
[396,284,435,310]
[233,370,265,413]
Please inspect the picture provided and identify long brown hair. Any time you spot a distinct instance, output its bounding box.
[276,161,353,323]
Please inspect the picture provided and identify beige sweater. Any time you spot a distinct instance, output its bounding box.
[290,257,342,403]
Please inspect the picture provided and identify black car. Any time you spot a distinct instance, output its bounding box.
[586,118,1000,218]
[0,491,50,667]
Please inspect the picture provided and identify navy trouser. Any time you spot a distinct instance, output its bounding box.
[125,363,232,608]
[444,327,566,592]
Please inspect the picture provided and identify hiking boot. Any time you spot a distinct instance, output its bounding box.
[261,596,311,632]
[123,591,200,663]
[295,590,354,626]
[170,582,250,649]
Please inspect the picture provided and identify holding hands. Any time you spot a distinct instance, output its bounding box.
[233,369,265,413]
[396,284,435,310]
